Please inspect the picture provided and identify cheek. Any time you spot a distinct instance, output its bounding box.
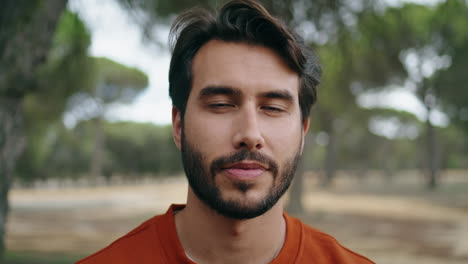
[262,119,303,148]
[183,111,232,153]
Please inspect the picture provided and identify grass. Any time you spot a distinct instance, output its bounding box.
[5,251,85,264]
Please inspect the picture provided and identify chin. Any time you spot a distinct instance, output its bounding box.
[213,188,281,220]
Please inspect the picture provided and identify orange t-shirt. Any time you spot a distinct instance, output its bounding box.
[76,204,375,264]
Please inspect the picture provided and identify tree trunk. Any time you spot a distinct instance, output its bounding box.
[322,127,336,187]
[0,97,25,262]
[90,117,104,183]
[426,115,439,189]
[286,132,313,215]
[287,157,305,215]
[0,1,67,261]
[422,87,440,190]
[381,139,395,184]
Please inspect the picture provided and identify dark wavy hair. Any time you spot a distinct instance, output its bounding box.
[168,0,321,123]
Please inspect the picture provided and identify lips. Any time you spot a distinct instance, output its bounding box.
[222,162,267,180]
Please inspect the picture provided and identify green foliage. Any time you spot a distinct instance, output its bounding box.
[16,123,85,182]
[91,57,149,104]
[13,0,468,186]
[25,10,92,125]
[16,10,93,183]
[104,122,182,176]
[116,0,219,44]
[432,1,468,133]
[16,120,183,183]
[437,125,468,169]
[0,0,68,96]
[16,10,151,184]
[119,0,217,18]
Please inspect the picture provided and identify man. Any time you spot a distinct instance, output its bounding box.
[77,0,375,263]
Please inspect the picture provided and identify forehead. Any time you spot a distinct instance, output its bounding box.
[190,40,300,98]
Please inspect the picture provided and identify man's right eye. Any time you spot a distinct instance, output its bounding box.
[208,103,235,108]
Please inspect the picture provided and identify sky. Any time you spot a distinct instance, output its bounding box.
[69,0,448,131]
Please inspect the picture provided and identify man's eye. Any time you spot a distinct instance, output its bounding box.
[207,103,236,113]
[208,103,235,108]
[262,106,285,112]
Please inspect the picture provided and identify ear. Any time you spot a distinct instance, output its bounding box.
[172,106,182,150]
[300,117,310,153]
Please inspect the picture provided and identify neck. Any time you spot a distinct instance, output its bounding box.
[175,188,286,264]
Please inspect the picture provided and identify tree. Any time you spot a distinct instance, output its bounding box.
[428,0,468,187]
[17,56,148,185]
[104,122,182,178]
[17,10,93,184]
[313,39,362,187]
[432,0,468,135]
[369,1,468,188]
[349,2,453,189]
[69,58,149,181]
[16,118,185,185]
[0,1,68,260]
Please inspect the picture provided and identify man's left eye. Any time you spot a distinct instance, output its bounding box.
[262,106,285,112]
[209,103,234,108]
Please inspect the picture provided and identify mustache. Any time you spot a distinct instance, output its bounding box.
[210,149,279,177]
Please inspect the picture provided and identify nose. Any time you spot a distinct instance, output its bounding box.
[232,106,265,150]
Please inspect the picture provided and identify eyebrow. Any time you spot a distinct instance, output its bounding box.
[198,85,295,103]
[259,91,294,102]
[198,86,241,98]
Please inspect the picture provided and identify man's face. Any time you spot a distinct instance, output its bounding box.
[172,40,309,219]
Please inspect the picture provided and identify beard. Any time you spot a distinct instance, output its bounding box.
[180,129,302,220]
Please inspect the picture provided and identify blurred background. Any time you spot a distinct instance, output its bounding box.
[1,0,468,263]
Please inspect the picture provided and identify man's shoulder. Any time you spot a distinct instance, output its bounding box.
[75,214,165,264]
[286,214,375,264]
